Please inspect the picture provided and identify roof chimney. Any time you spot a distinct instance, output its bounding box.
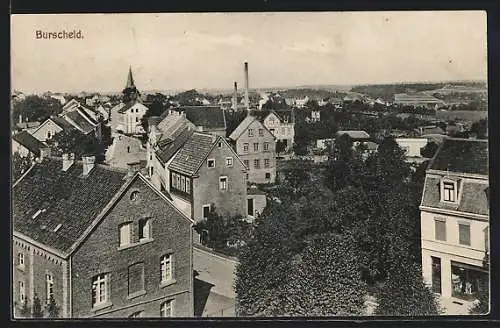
[244,62,250,112]
[82,155,96,176]
[232,82,238,110]
[62,153,75,171]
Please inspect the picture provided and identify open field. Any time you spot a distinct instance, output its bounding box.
[435,110,488,122]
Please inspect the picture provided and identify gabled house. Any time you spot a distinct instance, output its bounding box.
[147,111,248,222]
[170,106,227,137]
[262,110,295,151]
[229,116,276,184]
[12,131,51,159]
[12,156,194,318]
[30,116,76,142]
[420,138,489,314]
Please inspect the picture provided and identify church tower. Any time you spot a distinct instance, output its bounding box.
[122,66,140,103]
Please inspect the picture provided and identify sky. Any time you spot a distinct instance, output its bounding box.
[11,11,487,94]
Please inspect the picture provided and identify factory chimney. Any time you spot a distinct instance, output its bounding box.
[232,82,238,110]
[244,62,250,111]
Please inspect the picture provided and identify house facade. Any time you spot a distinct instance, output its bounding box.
[262,111,294,151]
[396,138,428,158]
[30,117,74,142]
[12,156,194,318]
[229,116,276,184]
[420,139,489,314]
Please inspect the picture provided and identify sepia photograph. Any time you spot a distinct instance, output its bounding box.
[10,11,489,318]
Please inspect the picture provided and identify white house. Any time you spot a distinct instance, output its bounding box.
[420,138,489,314]
[262,110,295,151]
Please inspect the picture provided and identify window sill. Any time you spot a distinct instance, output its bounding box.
[159,279,177,289]
[92,301,113,312]
[118,238,154,251]
[127,290,147,300]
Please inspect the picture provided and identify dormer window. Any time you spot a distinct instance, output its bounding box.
[441,179,458,203]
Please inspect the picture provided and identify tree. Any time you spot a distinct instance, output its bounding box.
[469,276,489,314]
[420,141,439,158]
[46,295,60,318]
[226,110,248,138]
[471,118,488,139]
[12,152,34,181]
[46,129,107,163]
[375,261,440,316]
[32,294,43,318]
[140,95,170,132]
[275,140,287,155]
[12,95,63,123]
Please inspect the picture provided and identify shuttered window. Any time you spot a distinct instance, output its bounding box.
[128,262,145,295]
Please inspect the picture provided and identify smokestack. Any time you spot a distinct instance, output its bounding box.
[244,62,249,111]
[232,82,238,110]
[62,153,75,171]
[82,155,96,176]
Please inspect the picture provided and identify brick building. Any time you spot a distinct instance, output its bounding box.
[12,155,194,318]
[229,115,276,184]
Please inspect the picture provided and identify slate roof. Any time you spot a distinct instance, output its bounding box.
[229,115,256,140]
[168,133,217,176]
[12,131,47,156]
[177,106,226,131]
[421,176,489,216]
[336,130,371,140]
[64,111,96,134]
[50,116,75,131]
[12,158,128,253]
[428,138,488,176]
[156,128,194,163]
[157,114,195,141]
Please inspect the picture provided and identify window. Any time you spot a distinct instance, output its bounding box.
[265,172,271,179]
[248,129,254,137]
[135,117,139,122]
[119,223,131,247]
[243,160,250,169]
[434,218,446,241]
[207,159,215,168]
[127,146,130,153]
[129,311,144,318]
[243,143,249,153]
[226,157,233,166]
[270,128,275,134]
[254,159,260,169]
[443,181,456,202]
[128,262,145,295]
[150,154,153,161]
[17,252,25,269]
[253,143,259,151]
[150,166,154,176]
[160,300,173,317]
[202,205,211,219]
[19,281,25,303]
[171,172,191,195]
[46,274,54,304]
[219,177,227,191]
[264,142,269,151]
[135,108,139,113]
[218,142,222,148]
[47,131,52,139]
[138,218,151,241]
[160,254,173,283]
[459,223,471,246]
[264,159,270,168]
[258,129,264,136]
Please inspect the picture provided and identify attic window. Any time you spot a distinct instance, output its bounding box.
[130,191,140,202]
[441,179,458,203]
[207,159,215,168]
[218,142,222,148]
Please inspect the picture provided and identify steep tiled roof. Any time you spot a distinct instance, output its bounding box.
[156,128,194,163]
[336,130,371,140]
[229,115,256,140]
[421,176,489,216]
[428,138,488,175]
[168,133,216,176]
[12,131,47,156]
[50,116,75,131]
[157,113,195,141]
[178,106,226,130]
[12,158,128,253]
[64,111,96,134]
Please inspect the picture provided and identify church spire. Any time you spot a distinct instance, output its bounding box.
[125,66,135,89]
